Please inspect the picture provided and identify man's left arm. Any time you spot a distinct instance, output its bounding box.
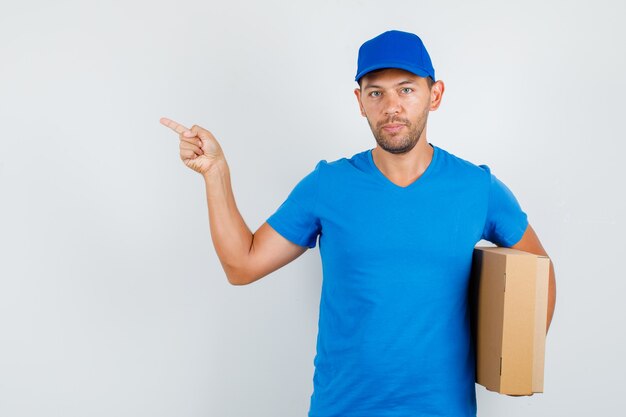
[507,223,556,335]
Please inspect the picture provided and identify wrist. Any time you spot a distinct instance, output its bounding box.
[202,158,228,181]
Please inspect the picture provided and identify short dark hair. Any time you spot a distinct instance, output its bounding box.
[358,72,435,90]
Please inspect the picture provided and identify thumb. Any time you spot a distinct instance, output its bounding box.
[189,124,216,141]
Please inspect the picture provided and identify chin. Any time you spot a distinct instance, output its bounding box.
[379,142,418,154]
[377,136,419,154]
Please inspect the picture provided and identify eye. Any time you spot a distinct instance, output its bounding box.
[401,87,413,94]
[369,91,382,97]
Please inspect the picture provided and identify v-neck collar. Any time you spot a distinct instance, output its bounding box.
[366,143,439,190]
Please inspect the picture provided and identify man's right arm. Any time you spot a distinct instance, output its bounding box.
[203,159,308,285]
[159,117,305,285]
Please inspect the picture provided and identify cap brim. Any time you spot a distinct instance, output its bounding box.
[355,63,432,82]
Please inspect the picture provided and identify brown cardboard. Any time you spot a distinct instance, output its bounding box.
[469,246,550,396]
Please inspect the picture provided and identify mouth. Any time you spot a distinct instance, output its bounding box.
[381,123,406,134]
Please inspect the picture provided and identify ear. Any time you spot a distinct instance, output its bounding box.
[429,80,445,111]
[354,88,367,117]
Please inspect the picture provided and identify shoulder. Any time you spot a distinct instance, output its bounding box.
[434,144,492,183]
[313,149,371,173]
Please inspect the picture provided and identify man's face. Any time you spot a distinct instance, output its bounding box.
[354,68,434,155]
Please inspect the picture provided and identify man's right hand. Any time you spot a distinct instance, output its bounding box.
[159,116,308,285]
[159,117,226,176]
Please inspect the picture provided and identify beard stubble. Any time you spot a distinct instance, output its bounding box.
[368,108,429,155]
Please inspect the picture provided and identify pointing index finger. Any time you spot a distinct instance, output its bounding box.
[160,117,190,135]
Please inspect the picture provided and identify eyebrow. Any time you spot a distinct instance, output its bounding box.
[363,80,417,90]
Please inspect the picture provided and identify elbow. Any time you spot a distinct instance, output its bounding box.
[224,264,252,286]
[222,255,268,286]
[228,276,249,286]
[226,267,267,286]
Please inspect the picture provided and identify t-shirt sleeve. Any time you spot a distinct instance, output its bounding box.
[266,160,325,248]
[479,164,529,247]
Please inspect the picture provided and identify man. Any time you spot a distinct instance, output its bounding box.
[161,29,556,417]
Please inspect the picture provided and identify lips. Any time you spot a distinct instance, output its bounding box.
[381,123,406,133]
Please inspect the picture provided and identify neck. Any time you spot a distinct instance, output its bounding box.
[371,138,434,187]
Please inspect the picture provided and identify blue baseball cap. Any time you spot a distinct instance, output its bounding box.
[355,30,436,83]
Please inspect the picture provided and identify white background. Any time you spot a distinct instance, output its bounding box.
[1,0,624,416]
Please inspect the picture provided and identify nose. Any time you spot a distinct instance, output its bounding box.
[382,93,401,116]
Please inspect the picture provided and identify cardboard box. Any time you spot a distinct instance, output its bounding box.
[469,246,550,396]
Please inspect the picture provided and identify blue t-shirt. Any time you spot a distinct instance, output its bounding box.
[266,143,528,417]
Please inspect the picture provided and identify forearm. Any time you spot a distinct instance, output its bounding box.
[202,159,252,283]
